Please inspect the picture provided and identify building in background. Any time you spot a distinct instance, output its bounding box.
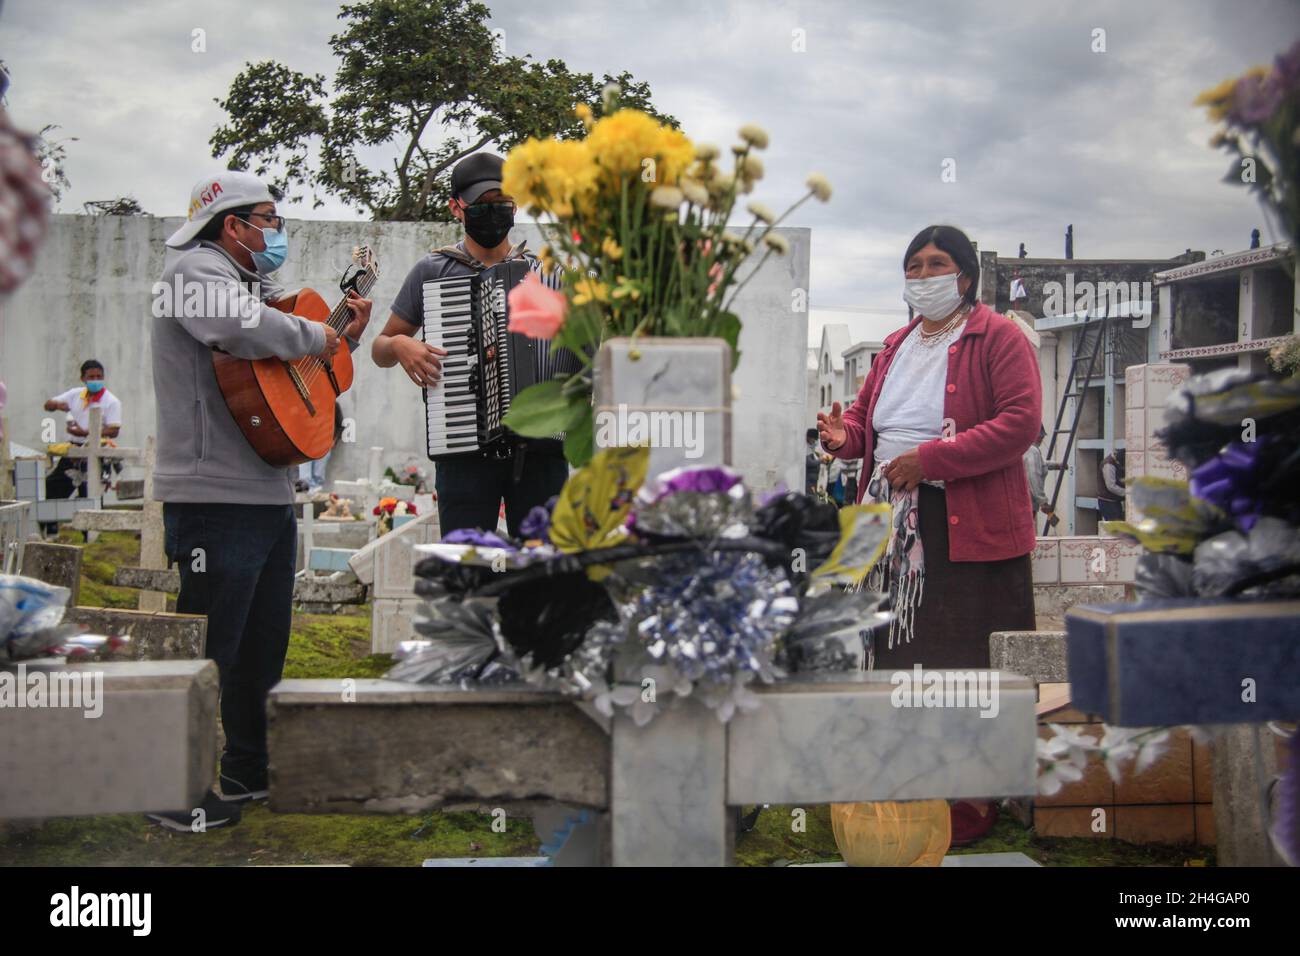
[977,243,1206,534]
[1154,241,1297,376]
[815,323,851,413]
[840,340,884,411]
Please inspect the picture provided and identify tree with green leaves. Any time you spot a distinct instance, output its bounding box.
[211,0,672,221]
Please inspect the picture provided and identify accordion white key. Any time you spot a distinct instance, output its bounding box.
[421,260,539,460]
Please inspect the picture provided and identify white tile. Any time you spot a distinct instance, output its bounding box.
[1031,538,1059,584]
[1125,407,1145,450]
[1125,364,1145,409]
[1144,363,1190,414]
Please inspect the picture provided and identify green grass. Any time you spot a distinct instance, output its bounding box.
[0,805,541,867]
[3,531,1217,867]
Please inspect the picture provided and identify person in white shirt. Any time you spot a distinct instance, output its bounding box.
[41,359,123,530]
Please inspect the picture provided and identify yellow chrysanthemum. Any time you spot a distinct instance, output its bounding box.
[601,236,623,261]
[585,109,695,192]
[573,278,610,306]
[1194,76,1238,121]
[502,137,599,218]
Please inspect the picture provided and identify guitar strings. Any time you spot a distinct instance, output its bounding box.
[293,268,378,392]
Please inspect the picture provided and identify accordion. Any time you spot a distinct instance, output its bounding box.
[421,260,542,460]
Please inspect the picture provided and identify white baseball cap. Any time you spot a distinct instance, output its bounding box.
[166,171,281,248]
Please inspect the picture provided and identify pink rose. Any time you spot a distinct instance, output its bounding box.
[507,270,568,340]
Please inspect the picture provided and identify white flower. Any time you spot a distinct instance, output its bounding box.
[746,201,775,224]
[1099,726,1139,781]
[1036,737,1083,796]
[720,231,744,246]
[1047,722,1098,770]
[738,123,769,149]
[601,82,621,111]
[695,143,720,162]
[763,233,789,255]
[679,178,710,206]
[806,172,832,202]
[649,185,684,208]
[739,155,764,182]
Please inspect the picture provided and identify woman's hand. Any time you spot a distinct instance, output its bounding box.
[817,401,847,450]
[883,447,924,492]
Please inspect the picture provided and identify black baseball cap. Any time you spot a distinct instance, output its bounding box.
[451,153,504,204]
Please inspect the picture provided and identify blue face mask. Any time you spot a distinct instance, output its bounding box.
[84,380,105,394]
[238,223,288,274]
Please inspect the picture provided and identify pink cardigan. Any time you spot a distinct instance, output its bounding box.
[829,302,1041,562]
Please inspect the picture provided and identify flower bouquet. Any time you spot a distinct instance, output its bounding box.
[1196,40,1300,245]
[387,446,892,725]
[1052,368,1300,864]
[498,87,832,466]
[372,497,418,536]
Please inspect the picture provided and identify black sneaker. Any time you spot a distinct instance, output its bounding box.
[219,769,269,802]
[145,789,242,833]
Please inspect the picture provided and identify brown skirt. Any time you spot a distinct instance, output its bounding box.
[871,484,1035,671]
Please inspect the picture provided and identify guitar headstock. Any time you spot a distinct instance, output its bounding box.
[341,245,380,294]
[352,245,379,279]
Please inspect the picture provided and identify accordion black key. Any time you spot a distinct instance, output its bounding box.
[421,260,541,460]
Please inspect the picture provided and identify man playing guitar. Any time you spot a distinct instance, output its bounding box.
[147,171,372,830]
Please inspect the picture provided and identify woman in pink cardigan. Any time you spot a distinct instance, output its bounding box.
[819,224,1041,667]
[818,224,1041,843]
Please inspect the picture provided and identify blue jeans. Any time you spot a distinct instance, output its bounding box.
[164,503,296,781]
[298,453,328,491]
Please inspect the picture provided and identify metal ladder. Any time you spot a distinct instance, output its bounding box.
[1042,312,1112,535]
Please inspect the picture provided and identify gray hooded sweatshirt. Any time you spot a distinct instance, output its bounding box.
[151,240,329,505]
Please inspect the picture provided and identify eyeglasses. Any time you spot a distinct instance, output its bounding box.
[241,212,286,231]
[461,201,516,220]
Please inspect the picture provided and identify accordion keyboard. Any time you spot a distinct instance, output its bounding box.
[421,274,482,456]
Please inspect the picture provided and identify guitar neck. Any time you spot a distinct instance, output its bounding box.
[325,269,378,333]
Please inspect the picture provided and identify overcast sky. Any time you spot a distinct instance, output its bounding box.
[4,0,1297,346]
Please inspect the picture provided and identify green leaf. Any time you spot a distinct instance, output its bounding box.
[502,380,587,437]
[563,403,595,467]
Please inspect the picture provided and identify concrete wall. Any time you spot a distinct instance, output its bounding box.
[0,215,809,495]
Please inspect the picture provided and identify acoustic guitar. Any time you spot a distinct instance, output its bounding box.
[213,245,379,467]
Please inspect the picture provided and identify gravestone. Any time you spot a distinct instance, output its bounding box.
[594,338,732,477]
[19,541,82,606]
[63,607,206,660]
[268,671,1038,866]
[0,659,219,818]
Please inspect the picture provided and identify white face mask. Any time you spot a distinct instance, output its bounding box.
[904,273,965,320]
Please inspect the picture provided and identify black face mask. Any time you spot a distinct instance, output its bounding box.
[462,203,515,248]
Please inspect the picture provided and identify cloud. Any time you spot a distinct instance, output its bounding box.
[4,0,1296,326]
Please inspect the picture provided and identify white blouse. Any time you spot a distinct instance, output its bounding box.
[871,322,964,463]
